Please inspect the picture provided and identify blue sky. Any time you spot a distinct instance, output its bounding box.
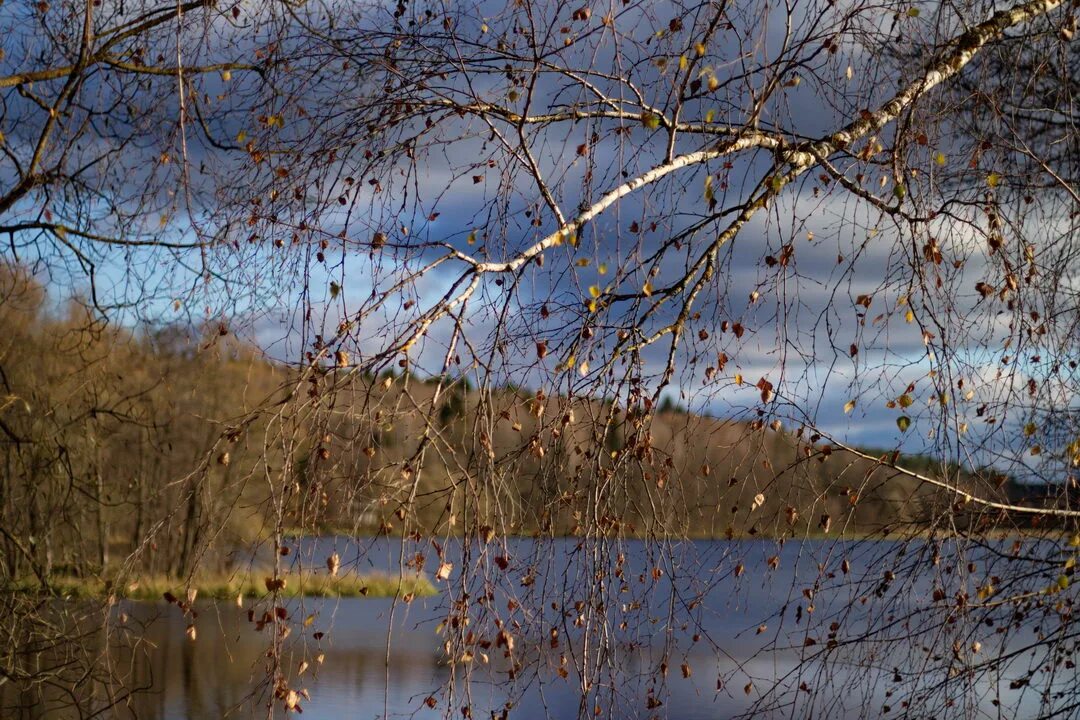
[3,0,1077,476]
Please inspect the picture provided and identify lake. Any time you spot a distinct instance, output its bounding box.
[6,536,1071,719]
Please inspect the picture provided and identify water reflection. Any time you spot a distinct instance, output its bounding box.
[5,538,1066,719]
[129,598,454,720]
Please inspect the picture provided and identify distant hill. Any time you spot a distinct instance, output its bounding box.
[292,374,1028,540]
[0,265,1037,586]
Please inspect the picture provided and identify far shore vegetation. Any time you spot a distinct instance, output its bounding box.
[5,570,436,601]
[0,267,1062,607]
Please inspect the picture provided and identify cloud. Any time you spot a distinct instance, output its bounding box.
[6,0,1076,471]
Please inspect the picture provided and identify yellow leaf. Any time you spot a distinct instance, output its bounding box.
[934,151,946,166]
[236,130,247,143]
[641,112,661,130]
[679,55,688,71]
[905,309,914,323]
[695,42,706,56]
[642,281,653,297]
[844,399,856,414]
[987,172,1001,188]
[467,230,476,245]
[705,109,715,123]
[221,70,232,81]
[597,263,608,275]
[588,285,601,298]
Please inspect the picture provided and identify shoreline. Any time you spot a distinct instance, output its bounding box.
[282,525,1057,542]
[5,570,437,601]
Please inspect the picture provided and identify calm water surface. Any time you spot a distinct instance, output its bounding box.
[9,537,1065,719]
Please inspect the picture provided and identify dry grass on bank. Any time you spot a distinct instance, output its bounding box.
[7,570,436,601]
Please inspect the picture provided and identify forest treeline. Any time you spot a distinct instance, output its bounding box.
[0,265,285,584]
[0,265,1035,587]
